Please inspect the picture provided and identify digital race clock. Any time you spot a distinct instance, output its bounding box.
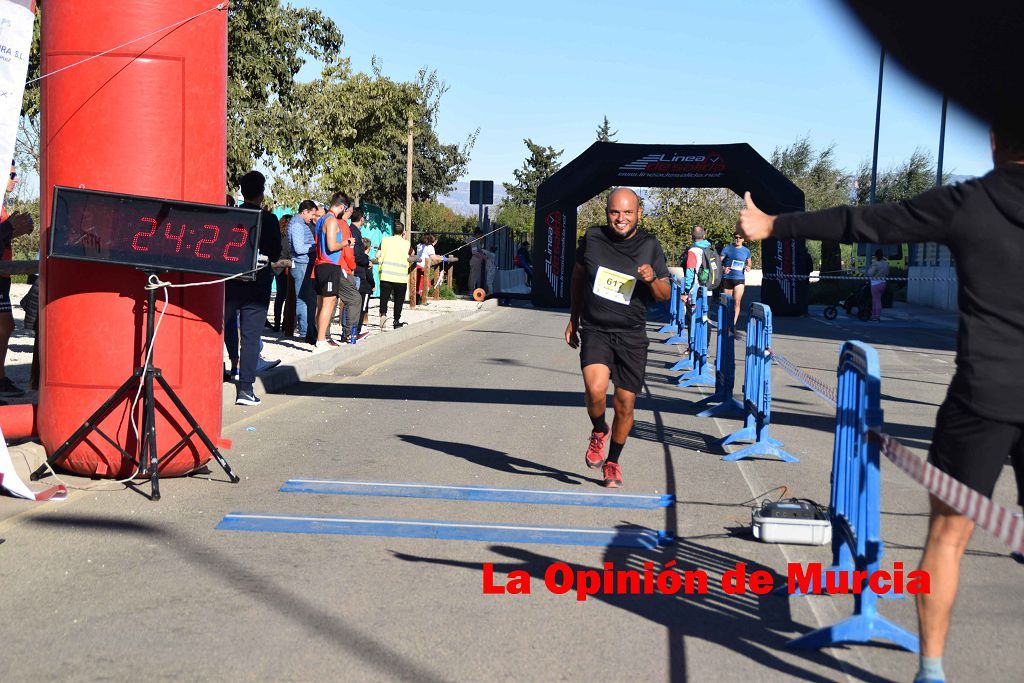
[49,186,264,279]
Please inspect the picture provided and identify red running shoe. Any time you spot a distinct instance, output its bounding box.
[585,429,608,469]
[602,461,622,488]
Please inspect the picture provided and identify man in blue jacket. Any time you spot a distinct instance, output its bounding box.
[287,200,318,342]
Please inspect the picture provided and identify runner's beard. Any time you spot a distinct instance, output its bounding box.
[608,224,637,241]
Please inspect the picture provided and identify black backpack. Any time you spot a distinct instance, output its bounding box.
[695,245,723,289]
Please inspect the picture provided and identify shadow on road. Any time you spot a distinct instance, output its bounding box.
[27,514,448,683]
[398,434,603,486]
[393,533,894,683]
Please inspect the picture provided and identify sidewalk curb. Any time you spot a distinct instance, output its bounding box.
[224,299,499,404]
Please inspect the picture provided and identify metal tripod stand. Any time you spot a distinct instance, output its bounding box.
[30,272,240,499]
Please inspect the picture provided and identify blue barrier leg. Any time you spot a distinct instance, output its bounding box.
[722,440,799,463]
[668,356,693,371]
[677,365,715,388]
[787,613,918,652]
[657,321,678,335]
[664,332,689,346]
[695,396,744,418]
[721,424,755,446]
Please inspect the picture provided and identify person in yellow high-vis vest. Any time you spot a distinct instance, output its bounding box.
[374,220,412,329]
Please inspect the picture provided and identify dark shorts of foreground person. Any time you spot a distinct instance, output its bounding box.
[929,395,1024,505]
[580,327,648,395]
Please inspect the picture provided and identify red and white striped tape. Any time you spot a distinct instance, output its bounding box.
[770,350,839,406]
[747,345,1022,553]
[870,429,1024,554]
[719,322,1021,553]
[762,273,957,282]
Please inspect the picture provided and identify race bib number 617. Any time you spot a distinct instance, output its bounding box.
[593,266,636,305]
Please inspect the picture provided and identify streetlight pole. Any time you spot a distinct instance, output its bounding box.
[869,47,885,206]
[936,95,948,187]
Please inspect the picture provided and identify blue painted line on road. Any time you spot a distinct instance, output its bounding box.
[217,513,674,548]
[279,479,675,509]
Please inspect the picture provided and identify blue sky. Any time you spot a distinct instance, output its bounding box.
[309,0,989,185]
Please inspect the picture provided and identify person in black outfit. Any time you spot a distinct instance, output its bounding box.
[516,240,533,284]
[737,126,1024,683]
[348,207,372,342]
[225,171,282,407]
[565,188,671,488]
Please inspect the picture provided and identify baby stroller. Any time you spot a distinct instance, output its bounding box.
[824,283,872,321]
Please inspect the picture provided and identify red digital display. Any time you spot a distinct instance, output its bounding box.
[49,187,262,279]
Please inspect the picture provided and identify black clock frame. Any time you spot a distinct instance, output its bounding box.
[48,186,264,279]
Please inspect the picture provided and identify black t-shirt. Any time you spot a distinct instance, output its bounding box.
[575,225,669,332]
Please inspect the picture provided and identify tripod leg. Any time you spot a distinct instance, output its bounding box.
[145,367,161,501]
[30,373,142,481]
[155,373,240,483]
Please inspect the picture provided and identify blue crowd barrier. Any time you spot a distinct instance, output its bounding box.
[657,277,681,335]
[675,287,714,387]
[720,303,797,462]
[787,341,918,653]
[663,280,690,353]
[695,293,744,417]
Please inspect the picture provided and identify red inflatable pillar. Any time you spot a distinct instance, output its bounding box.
[37,2,229,476]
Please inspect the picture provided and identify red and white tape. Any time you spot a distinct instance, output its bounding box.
[870,429,1024,554]
[770,350,839,406]
[762,274,957,282]
[745,344,1022,553]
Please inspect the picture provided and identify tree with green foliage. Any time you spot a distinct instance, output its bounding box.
[494,201,534,236]
[411,199,472,235]
[643,187,742,264]
[596,116,617,143]
[576,117,621,235]
[18,2,473,212]
[502,139,563,207]
[770,136,852,272]
[356,68,477,213]
[854,148,947,205]
[226,1,345,185]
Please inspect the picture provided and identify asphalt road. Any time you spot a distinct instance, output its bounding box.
[0,302,1020,682]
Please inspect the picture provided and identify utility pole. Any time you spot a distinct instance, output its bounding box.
[406,115,415,309]
[406,115,413,238]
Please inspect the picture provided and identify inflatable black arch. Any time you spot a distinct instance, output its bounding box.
[531,141,810,315]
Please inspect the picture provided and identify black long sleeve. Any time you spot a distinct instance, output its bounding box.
[773,181,967,246]
[259,209,282,263]
[350,225,369,268]
[771,163,1024,423]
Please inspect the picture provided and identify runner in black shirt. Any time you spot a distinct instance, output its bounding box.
[737,127,1024,683]
[566,188,670,487]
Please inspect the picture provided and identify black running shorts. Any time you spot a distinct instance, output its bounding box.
[314,263,341,297]
[928,396,1024,505]
[580,327,648,395]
